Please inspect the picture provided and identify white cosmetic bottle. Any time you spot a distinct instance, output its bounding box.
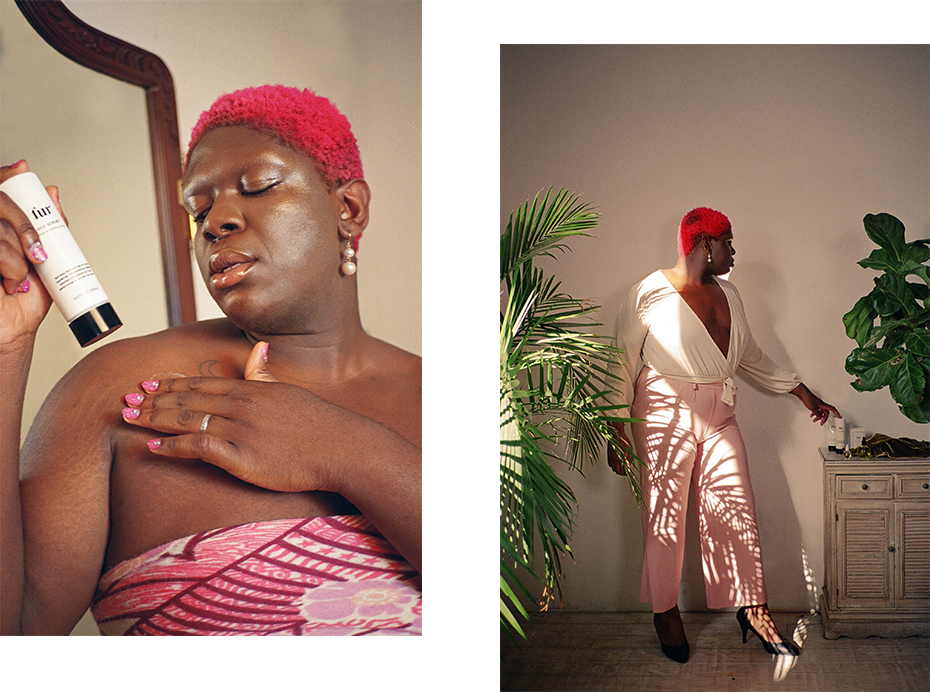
[1,171,121,346]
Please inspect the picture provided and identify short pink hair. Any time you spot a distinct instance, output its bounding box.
[677,207,731,256]
[186,85,363,188]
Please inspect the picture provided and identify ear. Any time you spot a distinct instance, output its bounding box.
[335,179,371,241]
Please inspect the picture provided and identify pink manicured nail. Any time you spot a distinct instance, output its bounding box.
[125,393,145,406]
[261,342,269,362]
[29,241,48,264]
[141,380,159,393]
[147,439,162,452]
[16,279,30,293]
[122,407,140,421]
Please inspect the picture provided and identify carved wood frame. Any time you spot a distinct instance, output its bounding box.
[14,0,196,325]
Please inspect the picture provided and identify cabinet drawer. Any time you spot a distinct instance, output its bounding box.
[838,475,894,499]
[899,475,930,499]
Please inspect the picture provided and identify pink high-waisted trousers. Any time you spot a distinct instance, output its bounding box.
[630,367,768,612]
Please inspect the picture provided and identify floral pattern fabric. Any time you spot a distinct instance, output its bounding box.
[91,515,421,635]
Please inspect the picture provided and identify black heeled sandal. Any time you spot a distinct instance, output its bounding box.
[736,606,800,656]
[654,606,690,663]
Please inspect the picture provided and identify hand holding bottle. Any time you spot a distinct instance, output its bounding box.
[1,160,120,347]
[0,160,54,352]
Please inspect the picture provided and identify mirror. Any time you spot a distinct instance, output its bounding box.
[1,0,183,436]
[11,0,195,324]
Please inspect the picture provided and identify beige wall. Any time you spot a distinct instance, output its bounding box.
[1,0,420,636]
[502,45,929,612]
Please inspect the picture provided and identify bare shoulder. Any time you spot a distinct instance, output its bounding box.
[25,319,243,457]
[355,337,420,446]
[368,337,421,387]
[57,318,243,386]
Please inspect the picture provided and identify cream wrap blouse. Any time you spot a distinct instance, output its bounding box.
[610,270,800,407]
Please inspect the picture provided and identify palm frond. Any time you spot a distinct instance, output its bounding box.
[500,188,643,639]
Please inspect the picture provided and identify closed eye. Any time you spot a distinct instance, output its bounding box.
[192,208,210,225]
[242,180,279,197]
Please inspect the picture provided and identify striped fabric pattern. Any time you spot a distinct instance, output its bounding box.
[91,515,421,635]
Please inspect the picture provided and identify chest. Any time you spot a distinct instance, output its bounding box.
[105,365,419,571]
[674,285,732,356]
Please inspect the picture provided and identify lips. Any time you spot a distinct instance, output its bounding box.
[208,249,256,289]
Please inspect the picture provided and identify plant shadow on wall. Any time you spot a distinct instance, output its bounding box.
[843,213,930,424]
[499,189,642,642]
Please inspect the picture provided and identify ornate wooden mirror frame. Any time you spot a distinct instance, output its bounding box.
[15,0,196,325]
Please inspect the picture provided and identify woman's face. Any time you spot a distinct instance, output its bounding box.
[182,125,346,334]
[709,231,735,274]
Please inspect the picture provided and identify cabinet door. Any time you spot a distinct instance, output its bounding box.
[836,502,894,609]
[896,502,930,605]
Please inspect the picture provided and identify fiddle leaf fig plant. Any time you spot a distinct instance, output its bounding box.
[843,213,930,424]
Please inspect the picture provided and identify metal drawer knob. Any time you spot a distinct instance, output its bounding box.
[862,484,869,490]
[889,546,896,553]
[924,483,929,490]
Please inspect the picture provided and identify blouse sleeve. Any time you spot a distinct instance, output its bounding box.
[609,282,649,408]
[738,332,802,394]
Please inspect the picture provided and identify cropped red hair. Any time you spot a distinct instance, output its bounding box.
[677,207,731,256]
[186,85,363,189]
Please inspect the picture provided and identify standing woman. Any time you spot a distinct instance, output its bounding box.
[607,207,838,662]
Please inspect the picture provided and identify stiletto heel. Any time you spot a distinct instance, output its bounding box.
[738,609,750,643]
[736,606,800,656]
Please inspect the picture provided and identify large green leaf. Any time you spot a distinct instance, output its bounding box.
[845,347,900,391]
[871,273,919,318]
[889,353,926,407]
[858,243,930,275]
[863,213,907,262]
[908,263,930,287]
[842,294,877,347]
[899,358,930,424]
[858,316,919,350]
[905,329,930,359]
[900,399,930,424]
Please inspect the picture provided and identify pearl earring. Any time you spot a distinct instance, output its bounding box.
[707,252,713,264]
[341,239,357,276]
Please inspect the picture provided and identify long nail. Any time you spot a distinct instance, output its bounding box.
[147,439,162,452]
[29,241,48,263]
[141,380,159,393]
[16,279,30,293]
[261,342,269,362]
[122,408,141,421]
[125,393,145,406]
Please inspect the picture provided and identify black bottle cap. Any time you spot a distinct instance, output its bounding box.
[69,303,122,347]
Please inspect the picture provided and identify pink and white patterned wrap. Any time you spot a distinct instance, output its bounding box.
[91,515,421,635]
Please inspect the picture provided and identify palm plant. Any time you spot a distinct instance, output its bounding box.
[500,188,641,641]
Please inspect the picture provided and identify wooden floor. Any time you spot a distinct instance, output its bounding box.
[501,611,930,692]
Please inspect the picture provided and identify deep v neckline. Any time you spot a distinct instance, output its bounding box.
[659,270,734,360]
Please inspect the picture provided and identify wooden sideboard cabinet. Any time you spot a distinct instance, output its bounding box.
[820,448,930,638]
